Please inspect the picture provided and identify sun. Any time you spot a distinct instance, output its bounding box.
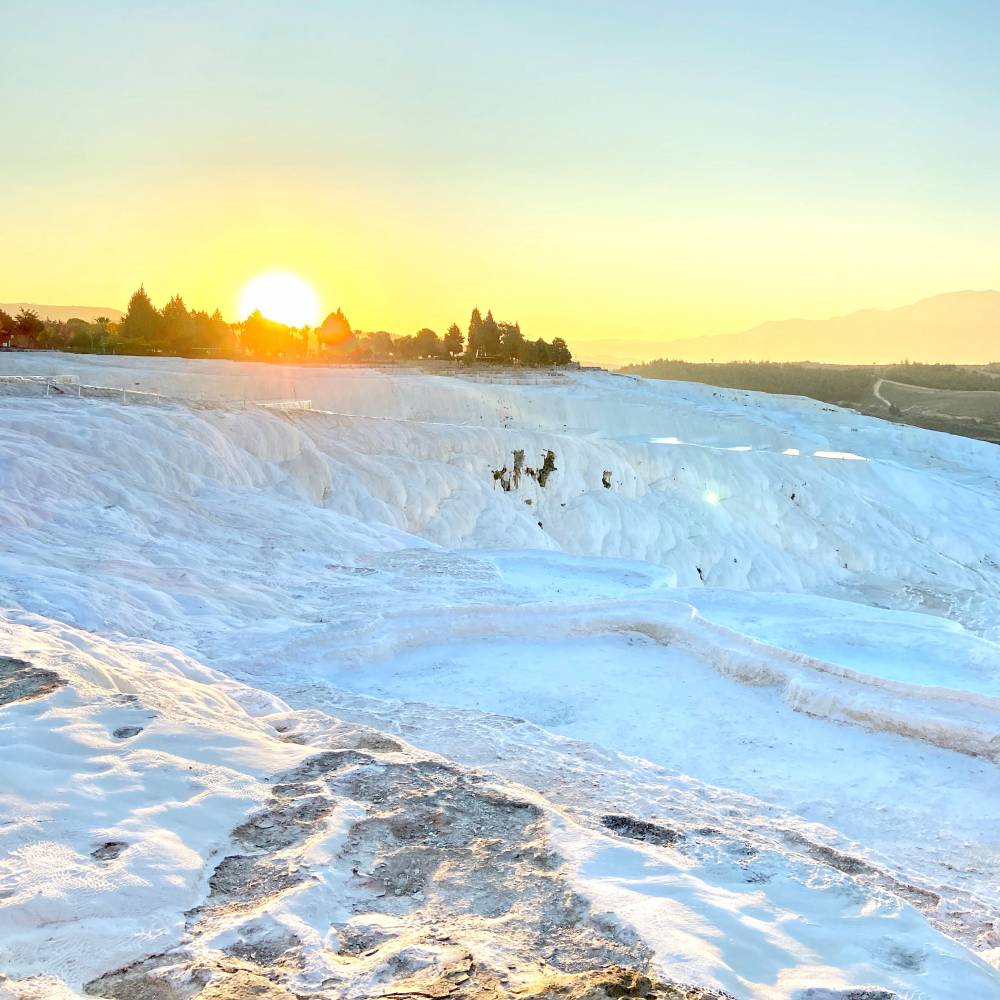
[238,272,321,328]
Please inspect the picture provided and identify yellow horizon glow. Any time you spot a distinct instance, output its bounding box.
[7,169,1000,365]
[238,272,321,328]
[6,5,1000,366]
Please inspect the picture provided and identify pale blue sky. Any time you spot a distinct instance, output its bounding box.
[4,1,999,346]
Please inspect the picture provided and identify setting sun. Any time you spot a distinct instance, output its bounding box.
[238,272,320,328]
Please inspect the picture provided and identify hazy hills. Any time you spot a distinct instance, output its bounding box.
[0,303,124,323]
[648,291,1000,365]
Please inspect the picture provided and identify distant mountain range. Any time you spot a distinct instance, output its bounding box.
[644,291,1000,365]
[1,303,124,323]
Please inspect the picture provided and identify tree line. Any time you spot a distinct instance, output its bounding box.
[0,307,47,344]
[2,289,573,367]
[350,308,571,365]
[1,292,240,358]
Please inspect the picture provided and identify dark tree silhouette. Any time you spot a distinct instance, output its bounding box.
[443,323,464,357]
[413,328,442,358]
[15,308,45,338]
[466,307,484,358]
[550,337,572,364]
[162,295,196,354]
[118,286,163,352]
[480,310,502,357]
[499,321,524,362]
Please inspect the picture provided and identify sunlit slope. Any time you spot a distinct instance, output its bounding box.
[3,354,1000,630]
[5,612,998,999]
[3,355,1000,988]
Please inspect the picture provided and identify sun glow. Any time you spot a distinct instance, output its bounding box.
[238,272,321,327]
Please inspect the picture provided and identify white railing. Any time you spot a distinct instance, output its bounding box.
[0,374,79,386]
[256,398,314,411]
[0,375,310,412]
[452,370,569,385]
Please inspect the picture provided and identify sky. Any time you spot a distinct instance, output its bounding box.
[3,0,1000,356]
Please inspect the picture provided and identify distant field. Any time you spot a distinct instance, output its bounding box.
[874,378,1000,419]
[621,359,1000,442]
[868,378,1000,441]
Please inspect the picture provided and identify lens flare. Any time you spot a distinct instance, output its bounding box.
[238,272,320,327]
